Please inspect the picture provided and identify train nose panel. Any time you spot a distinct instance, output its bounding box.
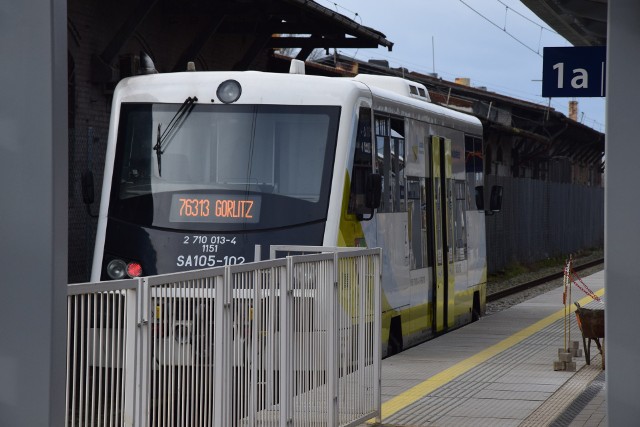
[101,219,326,279]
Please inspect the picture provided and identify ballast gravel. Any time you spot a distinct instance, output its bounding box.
[485,252,604,316]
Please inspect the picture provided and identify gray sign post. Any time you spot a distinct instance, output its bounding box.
[607,1,640,424]
[0,1,67,426]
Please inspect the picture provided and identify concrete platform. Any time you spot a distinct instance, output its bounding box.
[365,270,606,426]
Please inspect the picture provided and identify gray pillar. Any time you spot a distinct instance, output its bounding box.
[0,1,67,426]
[606,0,640,424]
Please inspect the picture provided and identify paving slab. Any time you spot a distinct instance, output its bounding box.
[363,270,606,427]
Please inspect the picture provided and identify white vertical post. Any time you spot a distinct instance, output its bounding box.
[280,258,293,426]
[328,254,339,426]
[123,285,139,426]
[249,269,260,424]
[374,249,382,423]
[137,280,151,427]
[358,255,367,412]
[214,272,231,426]
[606,0,640,423]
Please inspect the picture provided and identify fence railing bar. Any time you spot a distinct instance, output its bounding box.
[122,284,138,427]
[67,279,138,295]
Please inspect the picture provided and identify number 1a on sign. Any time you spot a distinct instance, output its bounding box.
[552,63,589,90]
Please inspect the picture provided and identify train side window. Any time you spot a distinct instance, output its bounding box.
[392,128,405,211]
[348,106,373,215]
[375,115,405,213]
[375,116,390,212]
[454,180,467,261]
[407,177,428,269]
[465,135,484,209]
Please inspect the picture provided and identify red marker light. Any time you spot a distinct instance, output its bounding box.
[126,262,143,278]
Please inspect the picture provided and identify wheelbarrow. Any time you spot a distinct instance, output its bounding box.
[574,302,605,369]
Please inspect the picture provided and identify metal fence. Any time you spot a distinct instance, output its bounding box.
[486,176,604,272]
[66,248,382,427]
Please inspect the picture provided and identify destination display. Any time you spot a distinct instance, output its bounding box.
[169,194,261,223]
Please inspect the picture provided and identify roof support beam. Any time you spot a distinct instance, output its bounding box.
[172,14,226,72]
[268,35,379,49]
[574,145,594,162]
[585,149,604,165]
[92,0,159,82]
[295,45,315,61]
[233,34,272,70]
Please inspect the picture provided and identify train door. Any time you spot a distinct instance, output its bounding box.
[403,119,432,346]
[372,114,410,355]
[430,136,455,333]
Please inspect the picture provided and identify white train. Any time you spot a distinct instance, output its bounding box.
[91,59,501,355]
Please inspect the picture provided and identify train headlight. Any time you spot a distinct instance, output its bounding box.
[216,80,242,103]
[106,259,127,280]
[106,258,143,280]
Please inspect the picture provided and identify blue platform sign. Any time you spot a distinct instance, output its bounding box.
[542,46,606,97]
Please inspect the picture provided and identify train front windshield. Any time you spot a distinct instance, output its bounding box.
[110,103,340,231]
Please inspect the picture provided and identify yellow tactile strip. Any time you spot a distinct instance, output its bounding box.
[373,288,606,423]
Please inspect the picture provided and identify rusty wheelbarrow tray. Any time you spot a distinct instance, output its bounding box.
[575,302,605,369]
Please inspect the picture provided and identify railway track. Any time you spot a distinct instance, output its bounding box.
[487,258,604,302]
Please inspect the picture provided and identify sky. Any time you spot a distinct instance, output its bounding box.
[315,0,606,132]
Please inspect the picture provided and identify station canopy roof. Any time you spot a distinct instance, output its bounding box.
[91,0,393,79]
[519,0,607,46]
[269,0,394,57]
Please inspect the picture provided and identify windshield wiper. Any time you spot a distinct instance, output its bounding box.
[153,96,198,176]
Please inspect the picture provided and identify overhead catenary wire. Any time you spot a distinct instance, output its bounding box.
[317,0,362,23]
[457,0,542,56]
[318,1,605,132]
[495,0,559,35]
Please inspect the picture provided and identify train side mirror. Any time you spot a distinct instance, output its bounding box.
[489,185,503,213]
[365,173,382,209]
[357,173,381,222]
[82,170,95,205]
[82,170,98,218]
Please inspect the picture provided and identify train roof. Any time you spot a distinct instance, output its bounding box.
[352,74,482,133]
[113,70,482,133]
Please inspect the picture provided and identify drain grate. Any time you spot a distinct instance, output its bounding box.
[549,371,605,426]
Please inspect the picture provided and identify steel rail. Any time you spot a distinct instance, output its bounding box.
[487,258,604,302]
